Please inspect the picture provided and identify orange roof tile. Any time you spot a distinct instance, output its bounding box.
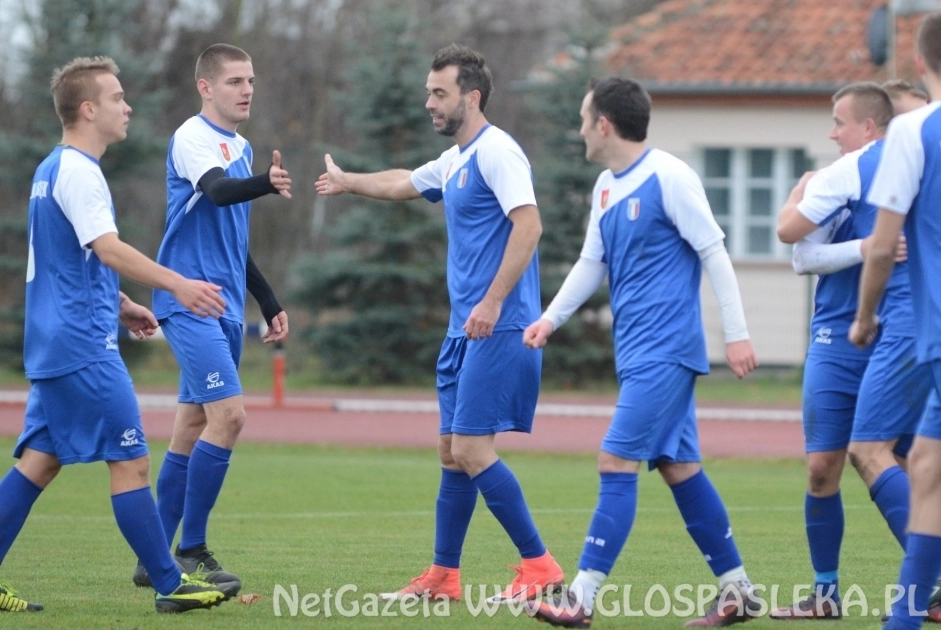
[606,0,923,93]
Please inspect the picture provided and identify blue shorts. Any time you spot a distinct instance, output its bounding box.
[161,313,243,404]
[801,349,868,453]
[602,362,700,469]
[437,331,541,436]
[14,360,148,464]
[915,361,941,440]
[852,336,933,443]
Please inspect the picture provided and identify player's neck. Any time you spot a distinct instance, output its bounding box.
[454,113,488,149]
[605,141,647,174]
[200,107,239,133]
[925,73,941,102]
[60,128,107,160]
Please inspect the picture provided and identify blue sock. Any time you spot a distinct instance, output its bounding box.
[870,466,909,549]
[433,468,478,569]
[577,472,638,574]
[671,469,743,576]
[156,451,189,549]
[889,533,941,629]
[806,492,843,599]
[112,487,182,596]
[0,468,42,563]
[179,440,231,551]
[473,460,546,559]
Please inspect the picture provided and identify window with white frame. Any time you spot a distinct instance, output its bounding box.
[699,147,813,260]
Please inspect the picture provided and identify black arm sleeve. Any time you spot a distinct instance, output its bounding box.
[198,167,278,207]
[246,252,283,325]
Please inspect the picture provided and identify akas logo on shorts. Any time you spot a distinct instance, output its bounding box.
[814,328,832,345]
[206,371,225,390]
[220,143,231,162]
[120,428,140,447]
[627,197,641,221]
[105,333,118,351]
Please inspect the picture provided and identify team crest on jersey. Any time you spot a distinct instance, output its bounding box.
[219,143,231,162]
[457,168,468,188]
[627,197,641,221]
[600,189,609,209]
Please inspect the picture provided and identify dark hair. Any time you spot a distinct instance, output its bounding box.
[832,82,893,130]
[586,77,650,142]
[882,79,929,102]
[50,56,120,128]
[431,44,493,112]
[916,12,941,75]
[195,43,251,82]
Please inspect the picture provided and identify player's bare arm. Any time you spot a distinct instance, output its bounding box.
[316,154,421,201]
[777,171,819,243]
[463,204,541,341]
[118,292,159,340]
[850,208,906,348]
[90,232,225,318]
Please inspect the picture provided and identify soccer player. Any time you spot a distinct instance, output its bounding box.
[131,43,292,591]
[316,43,564,603]
[523,77,760,628]
[777,82,933,619]
[850,12,941,630]
[772,82,920,620]
[0,56,234,613]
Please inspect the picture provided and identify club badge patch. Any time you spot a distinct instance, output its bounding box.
[220,143,231,162]
[627,197,640,221]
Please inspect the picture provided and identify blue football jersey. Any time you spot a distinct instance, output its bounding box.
[580,148,724,376]
[800,140,914,339]
[153,115,253,324]
[411,124,541,336]
[24,145,122,379]
[868,102,941,363]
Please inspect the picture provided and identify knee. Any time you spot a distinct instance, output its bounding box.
[597,451,641,475]
[846,445,869,473]
[907,445,941,494]
[437,438,456,468]
[807,457,841,494]
[218,407,247,437]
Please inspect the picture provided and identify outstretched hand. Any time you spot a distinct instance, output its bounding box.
[315,154,349,196]
[268,150,292,199]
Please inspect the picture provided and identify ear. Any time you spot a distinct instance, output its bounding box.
[79,100,96,122]
[196,77,212,100]
[466,89,481,111]
[915,53,926,77]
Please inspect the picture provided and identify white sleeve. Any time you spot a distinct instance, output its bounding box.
[477,136,538,214]
[541,257,608,330]
[171,124,229,189]
[53,159,118,248]
[699,241,749,343]
[797,157,859,226]
[411,152,449,202]
[791,215,863,275]
[868,111,929,214]
[579,175,608,263]
[662,162,725,251]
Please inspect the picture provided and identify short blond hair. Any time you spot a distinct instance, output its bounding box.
[195,43,251,83]
[50,56,120,128]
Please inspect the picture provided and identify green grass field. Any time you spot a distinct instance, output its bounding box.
[0,438,898,628]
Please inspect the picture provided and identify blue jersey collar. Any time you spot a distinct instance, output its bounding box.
[197,114,238,138]
[613,148,652,179]
[459,124,491,153]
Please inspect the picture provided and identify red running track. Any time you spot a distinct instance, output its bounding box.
[0,402,805,458]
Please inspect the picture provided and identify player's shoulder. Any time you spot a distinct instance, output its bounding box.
[887,101,941,139]
[645,148,700,185]
[57,147,104,182]
[474,125,529,160]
